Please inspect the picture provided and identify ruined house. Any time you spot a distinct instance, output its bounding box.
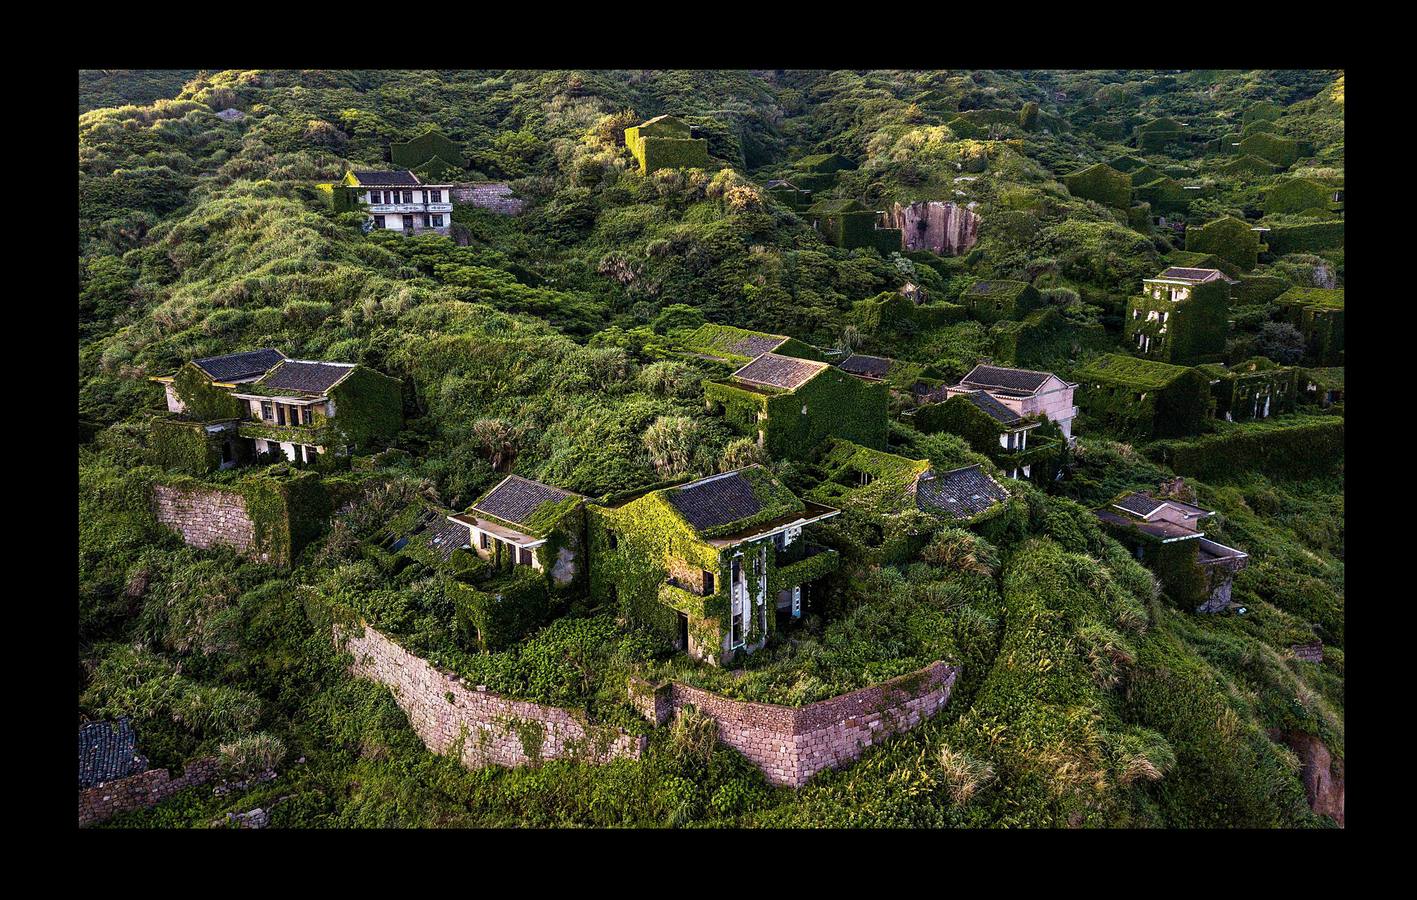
[448,475,586,589]
[1127,267,1235,365]
[588,467,841,665]
[1093,489,1248,613]
[948,364,1080,442]
[704,352,889,460]
[334,169,454,235]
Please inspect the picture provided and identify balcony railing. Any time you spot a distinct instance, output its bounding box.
[366,203,453,214]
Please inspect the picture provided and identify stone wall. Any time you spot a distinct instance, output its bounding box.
[151,483,266,562]
[78,756,219,827]
[451,182,524,215]
[630,661,958,788]
[886,200,980,256]
[340,623,646,770]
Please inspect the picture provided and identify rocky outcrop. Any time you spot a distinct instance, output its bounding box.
[886,201,980,256]
[1272,729,1344,826]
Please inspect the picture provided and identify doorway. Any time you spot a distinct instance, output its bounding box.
[676,612,689,652]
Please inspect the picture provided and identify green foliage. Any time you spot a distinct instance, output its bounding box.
[1184,216,1263,271]
[1063,163,1132,209]
[1146,416,1343,481]
[1075,354,1212,439]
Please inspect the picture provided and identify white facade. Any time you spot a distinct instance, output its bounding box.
[358,183,454,234]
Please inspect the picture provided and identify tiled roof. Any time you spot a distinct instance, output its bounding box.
[961,390,1025,426]
[959,364,1052,394]
[192,348,286,382]
[259,361,355,395]
[1094,507,1199,541]
[729,334,788,359]
[732,353,827,390]
[78,718,147,789]
[838,354,893,379]
[1115,492,1165,517]
[667,471,763,532]
[915,465,1009,520]
[352,170,421,186]
[1156,267,1227,284]
[472,476,578,528]
[420,511,471,561]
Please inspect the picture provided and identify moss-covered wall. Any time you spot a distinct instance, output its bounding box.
[1184,217,1263,271]
[1063,164,1131,209]
[328,367,404,454]
[1076,359,1212,439]
[171,362,243,421]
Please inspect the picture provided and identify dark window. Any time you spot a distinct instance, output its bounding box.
[260,401,273,421]
[518,547,533,566]
[479,532,490,550]
[402,190,412,203]
[430,189,442,202]
[424,214,431,228]
[374,215,385,229]
[703,570,715,595]
[731,612,744,647]
[432,214,443,227]
[301,406,312,425]
[607,530,618,550]
[220,440,233,463]
[276,405,287,426]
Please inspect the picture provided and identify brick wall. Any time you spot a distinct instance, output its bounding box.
[340,623,646,770]
[450,182,525,215]
[78,756,219,827]
[630,661,958,788]
[151,483,267,562]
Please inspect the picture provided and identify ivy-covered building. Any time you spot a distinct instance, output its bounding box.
[150,348,289,474]
[587,467,841,666]
[950,364,1079,441]
[1126,267,1234,365]
[333,169,454,235]
[447,475,586,591]
[914,390,1061,483]
[1300,367,1344,409]
[1075,353,1212,439]
[1184,216,1266,271]
[624,115,710,174]
[763,179,812,210]
[835,353,895,383]
[963,280,1043,325]
[1197,357,1299,422]
[230,359,404,468]
[390,128,467,182]
[1063,163,1132,209]
[808,198,902,253]
[1093,488,1248,613]
[705,352,889,460]
[1274,287,1345,365]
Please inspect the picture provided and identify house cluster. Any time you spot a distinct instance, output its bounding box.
[150,348,403,473]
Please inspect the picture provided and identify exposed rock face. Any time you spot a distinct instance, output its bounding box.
[886,201,980,256]
[1272,729,1344,826]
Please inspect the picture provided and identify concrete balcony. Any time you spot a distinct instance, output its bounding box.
[366,202,453,214]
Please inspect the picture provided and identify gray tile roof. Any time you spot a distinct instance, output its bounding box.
[961,389,1025,426]
[1157,267,1227,284]
[192,348,286,382]
[838,354,893,379]
[352,170,421,186]
[968,280,1031,298]
[732,353,826,390]
[729,334,788,358]
[959,364,1052,394]
[1114,492,1165,517]
[259,361,355,395]
[915,465,1009,520]
[78,718,147,789]
[668,471,763,532]
[472,476,578,528]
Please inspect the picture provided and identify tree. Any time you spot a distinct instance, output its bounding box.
[643,415,702,477]
[471,419,523,472]
[1254,322,1306,364]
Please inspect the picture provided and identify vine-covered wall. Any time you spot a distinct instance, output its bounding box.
[1125,279,1229,365]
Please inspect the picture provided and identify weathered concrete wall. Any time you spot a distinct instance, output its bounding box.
[78,756,219,827]
[630,661,958,787]
[340,623,646,770]
[887,201,980,256]
[451,182,525,215]
[151,483,265,562]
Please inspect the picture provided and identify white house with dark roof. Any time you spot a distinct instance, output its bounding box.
[947,363,1079,442]
[342,169,453,234]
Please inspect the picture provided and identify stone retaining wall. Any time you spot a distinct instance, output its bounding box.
[152,483,266,562]
[78,756,219,827]
[340,623,646,770]
[630,661,958,787]
[451,182,524,215]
